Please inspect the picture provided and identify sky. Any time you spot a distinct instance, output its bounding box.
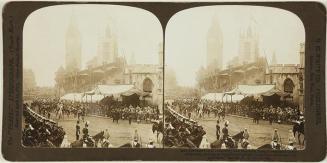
[165,5,305,87]
[23,4,163,87]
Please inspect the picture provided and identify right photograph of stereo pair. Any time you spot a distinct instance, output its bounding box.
[163,5,305,150]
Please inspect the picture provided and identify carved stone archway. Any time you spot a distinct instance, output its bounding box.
[143,77,154,93]
[284,78,295,93]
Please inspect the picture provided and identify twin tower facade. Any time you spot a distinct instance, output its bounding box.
[65,16,118,72]
[66,15,259,73]
[206,16,259,70]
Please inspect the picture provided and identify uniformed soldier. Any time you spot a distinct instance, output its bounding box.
[222,121,229,140]
[82,121,89,142]
[216,120,220,140]
[76,120,80,140]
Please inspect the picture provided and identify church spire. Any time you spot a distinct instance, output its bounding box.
[65,13,81,72]
[206,14,223,70]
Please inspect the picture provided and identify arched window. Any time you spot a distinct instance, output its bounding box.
[143,78,153,93]
[284,78,295,93]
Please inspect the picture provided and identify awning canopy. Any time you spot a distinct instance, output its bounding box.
[94,84,136,96]
[61,84,149,103]
[84,90,95,95]
[121,87,149,97]
[201,93,244,102]
[83,94,105,103]
[60,93,84,102]
[225,84,282,96]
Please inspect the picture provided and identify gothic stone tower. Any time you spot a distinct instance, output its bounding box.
[207,15,223,70]
[65,16,82,72]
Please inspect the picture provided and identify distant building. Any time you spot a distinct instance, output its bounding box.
[98,25,118,65]
[65,16,82,72]
[55,43,163,109]
[228,25,260,68]
[197,43,305,109]
[124,64,163,107]
[265,43,305,110]
[206,16,223,70]
[87,24,118,68]
[238,26,259,64]
[23,68,37,92]
[198,57,267,92]
[56,57,127,94]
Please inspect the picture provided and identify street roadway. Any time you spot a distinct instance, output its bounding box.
[194,115,304,149]
[56,115,162,148]
[53,113,304,149]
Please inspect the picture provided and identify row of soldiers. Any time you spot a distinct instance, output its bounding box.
[164,104,206,148]
[30,98,87,121]
[170,98,301,124]
[22,103,65,147]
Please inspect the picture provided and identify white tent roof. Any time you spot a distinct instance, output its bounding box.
[94,84,135,96]
[60,93,84,102]
[82,94,105,103]
[201,93,244,102]
[61,93,106,103]
[229,84,276,96]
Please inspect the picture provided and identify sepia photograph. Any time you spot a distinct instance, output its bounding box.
[1,0,326,161]
[22,4,163,148]
[164,6,305,150]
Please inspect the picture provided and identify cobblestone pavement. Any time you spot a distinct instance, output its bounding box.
[52,113,304,149]
[56,115,163,148]
[194,115,305,149]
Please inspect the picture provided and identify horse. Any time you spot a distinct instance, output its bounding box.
[293,121,305,145]
[92,131,105,147]
[210,137,237,149]
[70,131,104,148]
[232,131,244,143]
[210,131,244,149]
[188,130,206,148]
[120,143,132,148]
[119,140,142,148]
[257,142,282,150]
